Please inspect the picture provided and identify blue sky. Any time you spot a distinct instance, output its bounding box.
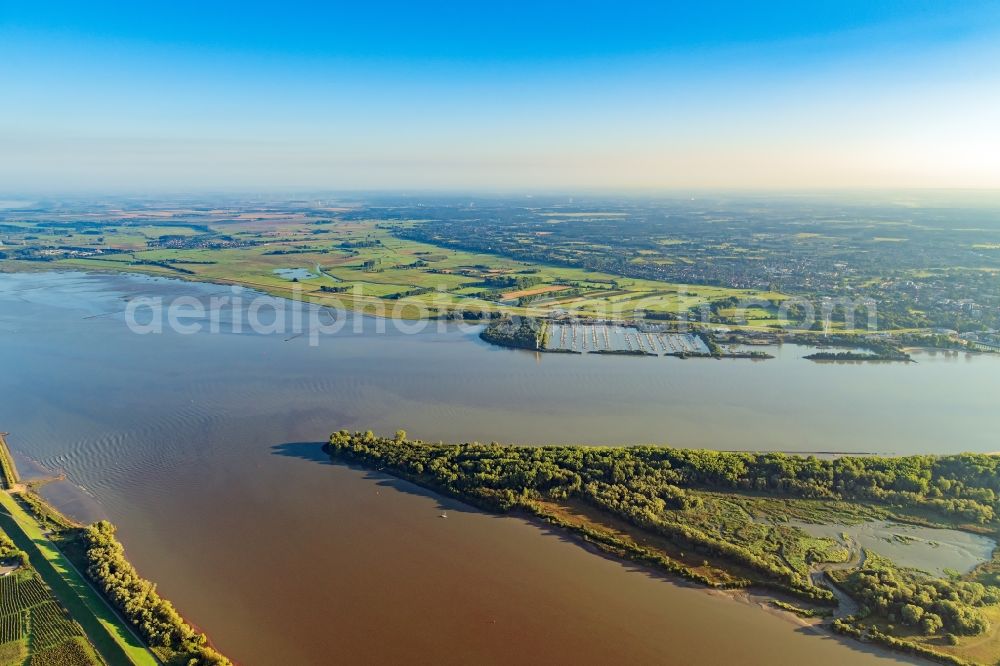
[2,1,999,191]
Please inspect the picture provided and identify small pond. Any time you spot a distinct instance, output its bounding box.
[792,520,996,576]
[272,267,318,280]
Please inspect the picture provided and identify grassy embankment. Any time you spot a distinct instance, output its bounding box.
[0,434,156,665]
[1,434,231,665]
[0,434,18,491]
[0,494,153,666]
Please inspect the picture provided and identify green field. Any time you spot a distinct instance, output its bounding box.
[0,558,103,666]
[7,207,996,341]
[9,217,774,322]
[5,196,1000,336]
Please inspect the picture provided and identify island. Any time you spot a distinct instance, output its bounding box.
[801,339,914,362]
[327,429,1000,666]
[479,316,547,350]
[804,351,913,362]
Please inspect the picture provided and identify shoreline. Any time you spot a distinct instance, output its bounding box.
[7,263,992,353]
[3,268,996,660]
[0,432,230,665]
[337,448,933,665]
[327,432,1000,666]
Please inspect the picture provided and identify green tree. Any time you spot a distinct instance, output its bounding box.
[921,613,943,636]
[901,603,924,626]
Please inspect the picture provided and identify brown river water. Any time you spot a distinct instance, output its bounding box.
[5,270,996,664]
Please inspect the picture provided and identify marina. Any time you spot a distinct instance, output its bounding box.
[545,322,710,356]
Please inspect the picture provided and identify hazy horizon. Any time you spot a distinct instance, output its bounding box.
[3,1,999,191]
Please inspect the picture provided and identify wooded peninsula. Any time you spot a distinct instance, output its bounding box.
[327,430,1000,666]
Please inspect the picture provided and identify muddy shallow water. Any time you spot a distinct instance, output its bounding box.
[792,520,996,577]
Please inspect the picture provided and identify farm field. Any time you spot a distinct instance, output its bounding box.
[0,558,102,665]
[0,210,780,324]
[6,196,999,341]
[0,491,157,666]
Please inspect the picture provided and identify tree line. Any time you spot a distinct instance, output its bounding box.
[79,521,230,665]
[326,431,1000,610]
[838,551,995,638]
